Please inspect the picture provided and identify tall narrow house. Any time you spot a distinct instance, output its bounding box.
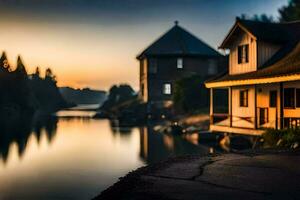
[137,22,224,109]
[206,18,300,135]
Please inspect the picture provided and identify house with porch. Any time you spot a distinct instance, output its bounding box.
[137,21,225,110]
[205,18,300,135]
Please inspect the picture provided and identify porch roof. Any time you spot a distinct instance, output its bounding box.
[205,41,300,88]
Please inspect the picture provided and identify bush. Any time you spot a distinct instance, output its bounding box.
[173,75,209,113]
[173,75,228,114]
[101,84,136,112]
[263,128,300,148]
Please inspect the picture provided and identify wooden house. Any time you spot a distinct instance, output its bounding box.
[205,18,300,135]
[137,21,224,109]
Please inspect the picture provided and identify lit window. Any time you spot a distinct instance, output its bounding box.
[208,59,217,75]
[239,90,248,107]
[238,44,249,64]
[163,83,172,95]
[177,58,183,69]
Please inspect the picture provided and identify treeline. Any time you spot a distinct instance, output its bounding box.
[240,0,300,22]
[0,52,69,118]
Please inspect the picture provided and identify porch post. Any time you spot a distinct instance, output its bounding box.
[254,85,258,129]
[279,82,284,129]
[210,88,214,124]
[229,87,232,127]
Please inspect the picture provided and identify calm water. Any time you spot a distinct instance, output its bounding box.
[0,107,256,200]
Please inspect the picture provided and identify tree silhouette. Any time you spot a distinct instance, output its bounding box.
[45,68,56,82]
[279,0,300,22]
[240,13,274,22]
[15,56,28,79]
[35,67,40,77]
[0,52,11,73]
[101,84,135,111]
[0,53,68,116]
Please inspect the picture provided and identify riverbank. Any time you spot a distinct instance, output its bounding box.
[94,149,300,200]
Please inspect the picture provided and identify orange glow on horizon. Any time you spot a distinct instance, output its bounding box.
[0,20,144,91]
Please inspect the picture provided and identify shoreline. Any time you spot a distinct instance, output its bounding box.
[93,149,300,200]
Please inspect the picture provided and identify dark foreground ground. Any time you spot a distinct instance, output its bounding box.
[93,150,300,200]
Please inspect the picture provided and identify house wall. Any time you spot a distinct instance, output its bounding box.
[256,84,281,129]
[229,31,257,75]
[257,41,281,67]
[140,55,225,103]
[225,81,300,131]
[284,81,300,118]
[140,58,148,102]
[231,85,255,128]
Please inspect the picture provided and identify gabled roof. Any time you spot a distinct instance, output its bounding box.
[137,22,221,60]
[220,18,300,49]
[206,40,300,88]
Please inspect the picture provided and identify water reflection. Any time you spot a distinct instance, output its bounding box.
[139,126,216,164]
[0,114,57,163]
[0,115,259,166]
[0,110,260,200]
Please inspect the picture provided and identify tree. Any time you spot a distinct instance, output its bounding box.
[240,13,274,22]
[279,0,300,22]
[173,75,209,113]
[15,56,28,78]
[101,84,136,111]
[35,67,40,77]
[0,52,11,73]
[45,68,56,83]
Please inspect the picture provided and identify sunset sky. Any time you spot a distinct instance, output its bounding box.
[0,0,288,91]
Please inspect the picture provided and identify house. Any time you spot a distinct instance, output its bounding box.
[205,18,300,135]
[137,21,225,109]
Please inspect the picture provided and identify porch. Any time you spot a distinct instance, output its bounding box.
[209,84,300,135]
[209,86,271,136]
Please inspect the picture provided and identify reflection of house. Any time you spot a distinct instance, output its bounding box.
[139,126,210,164]
[137,21,225,108]
[205,18,300,135]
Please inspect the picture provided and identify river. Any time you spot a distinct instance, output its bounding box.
[0,106,256,200]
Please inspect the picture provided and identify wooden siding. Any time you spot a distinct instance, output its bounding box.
[257,41,281,67]
[231,86,255,128]
[256,84,281,129]
[140,58,148,102]
[229,31,257,75]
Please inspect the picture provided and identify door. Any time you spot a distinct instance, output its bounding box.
[259,108,268,125]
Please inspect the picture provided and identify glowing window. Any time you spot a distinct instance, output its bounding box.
[177,58,183,69]
[163,83,172,95]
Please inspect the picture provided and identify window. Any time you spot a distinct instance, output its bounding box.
[296,89,300,108]
[238,44,249,64]
[259,108,268,125]
[269,90,277,108]
[284,88,295,108]
[208,59,217,75]
[149,59,157,73]
[239,90,248,107]
[163,83,172,95]
[177,58,183,69]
